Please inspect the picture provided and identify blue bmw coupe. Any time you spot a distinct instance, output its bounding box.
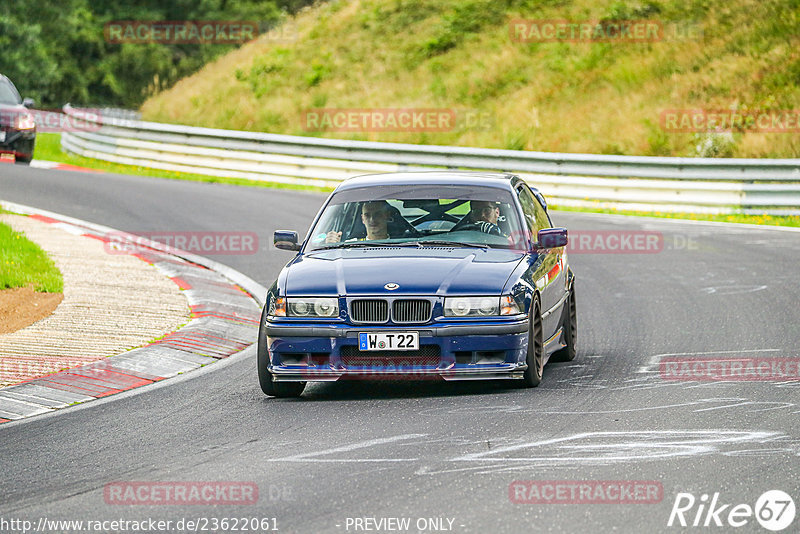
[259,172,576,397]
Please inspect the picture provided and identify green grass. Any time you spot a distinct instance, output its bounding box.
[141,0,800,158]
[551,205,800,228]
[33,133,332,193]
[0,220,64,292]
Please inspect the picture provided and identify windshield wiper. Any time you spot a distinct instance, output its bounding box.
[412,240,491,250]
[315,241,403,249]
[315,240,492,250]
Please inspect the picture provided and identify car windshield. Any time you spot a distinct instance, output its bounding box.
[0,79,21,105]
[306,184,526,251]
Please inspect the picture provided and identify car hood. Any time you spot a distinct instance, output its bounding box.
[0,103,26,125]
[284,247,526,295]
[0,103,26,116]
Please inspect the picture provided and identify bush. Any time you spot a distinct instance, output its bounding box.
[693,131,736,158]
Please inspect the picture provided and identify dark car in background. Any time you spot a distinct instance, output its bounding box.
[0,74,36,164]
[259,171,577,397]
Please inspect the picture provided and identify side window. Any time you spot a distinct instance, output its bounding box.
[517,185,550,234]
[517,186,536,232]
[531,190,551,232]
[0,79,21,105]
[517,186,538,235]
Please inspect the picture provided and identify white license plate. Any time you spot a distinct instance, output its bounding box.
[359,332,419,351]
[0,131,5,143]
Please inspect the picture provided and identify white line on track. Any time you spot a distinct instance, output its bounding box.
[635,348,782,374]
[264,433,427,463]
[413,430,792,476]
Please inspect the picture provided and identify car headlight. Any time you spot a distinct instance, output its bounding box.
[269,297,287,317]
[444,296,498,317]
[499,295,522,315]
[287,297,338,317]
[443,295,522,317]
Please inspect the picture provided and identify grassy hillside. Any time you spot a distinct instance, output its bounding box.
[141,0,800,158]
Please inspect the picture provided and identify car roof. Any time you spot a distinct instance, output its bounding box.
[336,171,525,192]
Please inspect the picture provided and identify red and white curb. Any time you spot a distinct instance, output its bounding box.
[28,159,102,173]
[0,201,267,424]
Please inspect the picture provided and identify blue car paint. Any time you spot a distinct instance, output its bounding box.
[284,248,526,296]
[261,172,573,383]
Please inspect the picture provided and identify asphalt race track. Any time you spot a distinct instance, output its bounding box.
[2,165,799,533]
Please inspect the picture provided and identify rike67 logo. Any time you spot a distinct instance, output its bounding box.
[668,490,795,531]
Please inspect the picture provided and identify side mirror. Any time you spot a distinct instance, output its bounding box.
[274,230,300,251]
[22,98,35,108]
[536,227,568,249]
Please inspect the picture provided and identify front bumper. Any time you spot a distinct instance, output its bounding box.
[0,128,36,159]
[264,319,529,382]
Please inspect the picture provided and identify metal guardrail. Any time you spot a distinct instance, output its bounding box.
[95,107,142,121]
[61,104,800,215]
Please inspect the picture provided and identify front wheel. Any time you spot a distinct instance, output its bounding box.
[521,297,544,387]
[14,140,34,164]
[258,305,305,398]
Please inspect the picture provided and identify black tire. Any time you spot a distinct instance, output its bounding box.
[258,305,305,398]
[14,139,34,164]
[552,284,577,362]
[521,297,544,387]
